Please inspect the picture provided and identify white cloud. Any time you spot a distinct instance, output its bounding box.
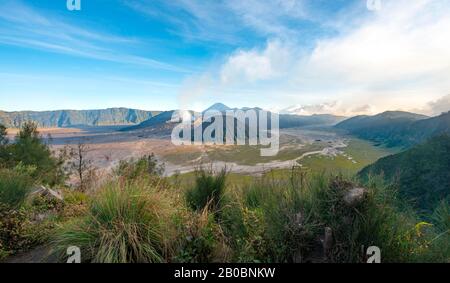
[280,101,339,115]
[220,40,295,84]
[302,0,450,86]
[293,0,450,113]
[424,94,450,115]
[198,0,450,114]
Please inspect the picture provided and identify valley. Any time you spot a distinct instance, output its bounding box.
[9,124,397,177]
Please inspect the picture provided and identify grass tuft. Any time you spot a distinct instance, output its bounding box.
[52,179,175,263]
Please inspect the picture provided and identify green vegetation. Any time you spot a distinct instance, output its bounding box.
[0,166,34,208]
[48,166,449,263]
[114,154,165,180]
[359,135,450,212]
[206,142,324,166]
[186,169,227,212]
[336,110,450,148]
[0,124,7,145]
[0,121,66,186]
[300,139,399,176]
[0,122,68,261]
[52,179,176,263]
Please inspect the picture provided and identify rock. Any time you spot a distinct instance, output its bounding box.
[343,187,367,206]
[31,186,64,201]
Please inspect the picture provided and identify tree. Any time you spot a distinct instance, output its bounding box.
[0,124,7,146]
[0,124,10,168]
[69,141,96,191]
[10,121,65,186]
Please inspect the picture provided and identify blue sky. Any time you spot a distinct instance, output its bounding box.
[1,0,450,115]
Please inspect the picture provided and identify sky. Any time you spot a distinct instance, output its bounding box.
[0,0,450,116]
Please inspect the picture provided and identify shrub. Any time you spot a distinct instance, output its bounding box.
[52,179,176,263]
[174,207,228,263]
[0,167,34,208]
[431,200,450,232]
[115,154,164,180]
[186,168,227,213]
[7,121,66,186]
[220,170,443,263]
[219,169,319,263]
[0,204,52,257]
[0,124,7,146]
[0,247,9,262]
[0,204,31,252]
[307,176,412,262]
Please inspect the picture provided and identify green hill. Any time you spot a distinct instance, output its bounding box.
[335,111,428,147]
[358,135,450,212]
[404,111,450,145]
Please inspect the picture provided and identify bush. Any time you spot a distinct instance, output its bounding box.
[0,204,52,257]
[115,154,164,180]
[0,167,34,208]
[52,179,176,263]
[0,124,7,146]
[228,170,319,263]
[218,170,446,263]
[186,169,227,213]
[5,121,66,186]
[432,200,450,232]
[0,124,8,163]
[174,207,230,263]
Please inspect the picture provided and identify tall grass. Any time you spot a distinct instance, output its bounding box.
[222,170,323,262]
[50,165,448,263]
[0,167,34,208]
[219,169,447,263]
[186,168,227,212]
[52,179,176,263]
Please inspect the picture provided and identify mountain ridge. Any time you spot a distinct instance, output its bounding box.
[0,108,161,128]
[335,110,433,147]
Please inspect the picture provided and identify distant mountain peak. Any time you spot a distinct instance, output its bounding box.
[203,103,231,113]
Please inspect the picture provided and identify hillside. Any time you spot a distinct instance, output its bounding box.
[280,113,346,128]
[358,135,450,212]
[404,111,450,145]
[0,108,160,128]
[335,111,430,147]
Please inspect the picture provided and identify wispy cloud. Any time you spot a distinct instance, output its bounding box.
[0,0,190,73]
[123,0,316,45]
